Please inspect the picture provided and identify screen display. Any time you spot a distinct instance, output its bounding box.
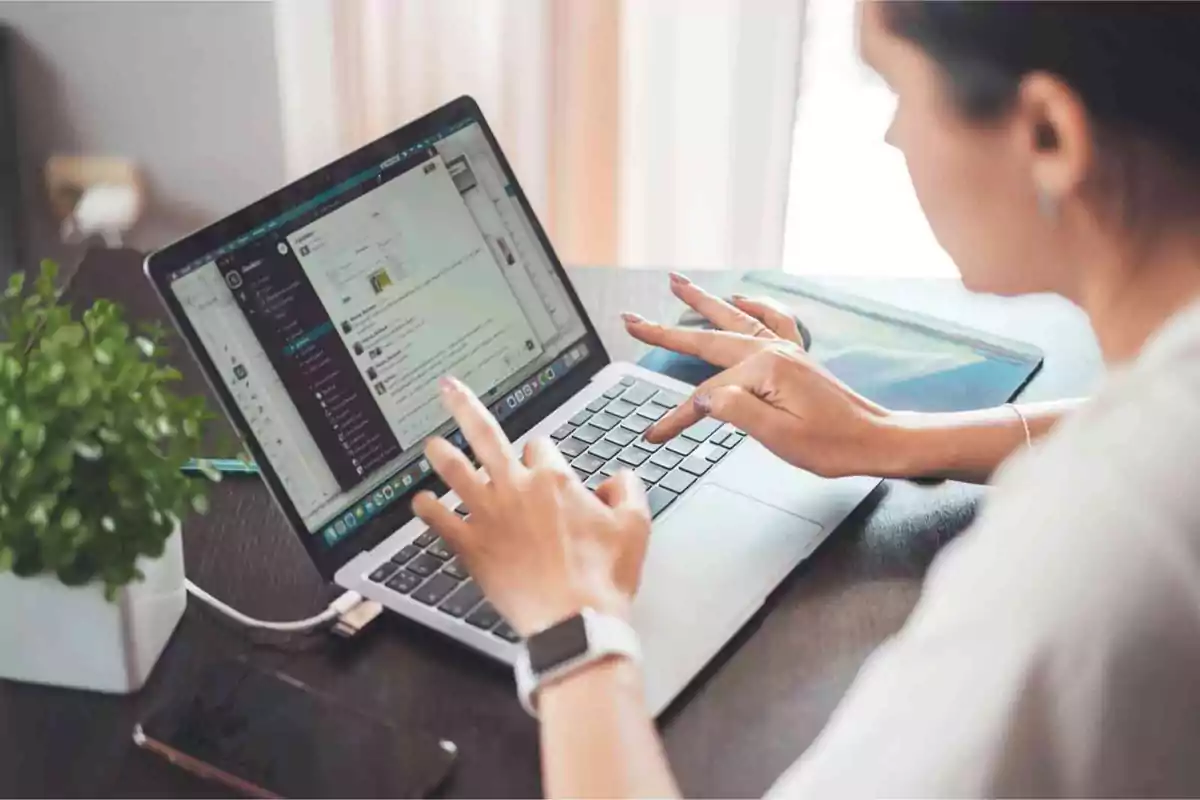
[168,120,588,548]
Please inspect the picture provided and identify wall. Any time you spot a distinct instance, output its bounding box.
[0,0,285,272]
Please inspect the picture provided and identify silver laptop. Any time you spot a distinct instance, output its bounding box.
[146,97,879,715]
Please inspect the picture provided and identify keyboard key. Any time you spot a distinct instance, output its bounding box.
[622,383,657,405]
[414,531,438,548]
[573,424,604,444]
[652,389,687,407]
[660,469,697,494]
[619,376,637,386]
[385,570,422,594]
[443,559,470,581]
[551,423,575,441]
[618,445,652,467]
[706,448,728,463]
[636,403,667,420]
[452,502,469,517]
[650,449,683,469]
[588,440,621,460]
[569,410,594,427]
[715,424,739,441]
[369,563,400,583]
[620,415,652,434]
[604,399,638,418]
[427,538,454,560]
[589,412,621,431]
[466,602,502,630]
[557,437,588,458]
[647,486,679,518]
[439,580,485,618]
[666,436,698,456]
[391,544,422,564]
[573,467,590,483]
[585,472,609,491]
[634,436,662,452]
[413,573,459,606]
[636,463,668,484]
[605,427,637,447]
[406,553,443,577]
[600,459,622,477]
[682,418,723,442]
[603,386,626,401]
[572,453,606,474]
[586,397,609,413]
[493,622,522,643]
[679,456,712,476]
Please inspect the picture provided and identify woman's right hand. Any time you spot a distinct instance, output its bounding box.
[624,274,907,479]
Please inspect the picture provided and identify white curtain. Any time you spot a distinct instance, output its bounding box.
[781,0,957,277]
[273,0,804,271]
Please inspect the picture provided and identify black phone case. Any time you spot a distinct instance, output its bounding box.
[133,657,457,799]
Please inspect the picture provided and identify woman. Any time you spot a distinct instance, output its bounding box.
[413,2,1200,795]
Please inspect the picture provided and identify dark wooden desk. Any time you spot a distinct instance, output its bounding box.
[0,251,1103,798]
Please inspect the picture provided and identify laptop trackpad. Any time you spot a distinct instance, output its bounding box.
[632,484,823,714]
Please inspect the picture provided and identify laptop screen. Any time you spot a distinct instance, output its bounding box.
[166,119,588,549]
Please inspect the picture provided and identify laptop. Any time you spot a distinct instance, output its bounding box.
[145,96,880,715]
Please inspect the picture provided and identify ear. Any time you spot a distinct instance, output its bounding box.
[1012,73,1094,203]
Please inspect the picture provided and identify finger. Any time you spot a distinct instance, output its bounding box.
[644,355,769,441]
[438,376,518,482]
[697,384,798,446]
[425,436,487,507]
[621,313,766,368]
[670,273,776,339]
[412,490,473,550]
[730,295,805,347]
[522,436,571,473]
[594,468,647,514]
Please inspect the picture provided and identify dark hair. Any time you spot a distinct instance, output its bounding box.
[880,1,1200,228]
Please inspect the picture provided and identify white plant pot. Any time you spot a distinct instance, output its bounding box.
[0,525,186,693]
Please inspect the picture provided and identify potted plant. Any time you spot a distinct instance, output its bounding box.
[0,261,216,693]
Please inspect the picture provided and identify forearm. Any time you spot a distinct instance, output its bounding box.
[539,658,679,799]
[882,399,1084,484]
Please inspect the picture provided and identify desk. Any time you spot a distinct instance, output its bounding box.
[0,251,1102,798]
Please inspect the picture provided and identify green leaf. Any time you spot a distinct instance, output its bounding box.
[4,272,25,298]
[21,422,46,453]
[60,507,81,530]
[0,547,12,572]
[191,494,210,515]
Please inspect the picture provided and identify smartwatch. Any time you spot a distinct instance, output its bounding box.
[514,608,642,717]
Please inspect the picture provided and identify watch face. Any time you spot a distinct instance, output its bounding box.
[529,614,590,675]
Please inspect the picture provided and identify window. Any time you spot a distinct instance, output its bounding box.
[781,0,957,279]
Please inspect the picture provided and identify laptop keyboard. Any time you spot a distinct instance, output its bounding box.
[366,376,745,643]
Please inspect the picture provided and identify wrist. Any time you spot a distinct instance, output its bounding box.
[514,588,632,638]
[876,412,948,479]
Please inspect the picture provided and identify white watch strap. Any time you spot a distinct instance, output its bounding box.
[514,609,641,717]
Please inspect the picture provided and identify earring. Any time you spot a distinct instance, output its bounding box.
[1037,185,1060,221]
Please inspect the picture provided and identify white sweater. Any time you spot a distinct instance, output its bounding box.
[770,301,1200,796]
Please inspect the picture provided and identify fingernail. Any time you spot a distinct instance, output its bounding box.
[439,376,460,394]
[731,293,748,302]
[621,311,645,324]
[669,271,691,286]
[693,392,712,414]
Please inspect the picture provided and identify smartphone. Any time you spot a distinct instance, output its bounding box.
[133,658,457,798]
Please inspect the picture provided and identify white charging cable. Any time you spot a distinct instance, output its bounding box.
[184,579,363,633]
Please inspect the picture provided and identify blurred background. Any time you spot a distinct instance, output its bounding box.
[0,0,955,280]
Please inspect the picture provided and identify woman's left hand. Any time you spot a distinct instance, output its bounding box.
[411,377,653,637]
